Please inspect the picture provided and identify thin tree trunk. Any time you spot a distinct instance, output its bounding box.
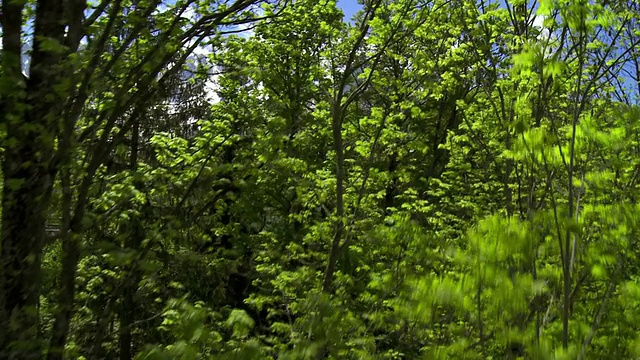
[119,117,141,360]
[47,231,81,360]
[323,101,345,292]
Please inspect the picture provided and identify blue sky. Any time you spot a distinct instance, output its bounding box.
[337,0,362,22]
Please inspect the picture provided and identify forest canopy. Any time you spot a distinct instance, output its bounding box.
[2,0,640,358]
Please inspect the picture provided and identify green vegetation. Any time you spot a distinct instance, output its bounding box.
[2,0,640,358]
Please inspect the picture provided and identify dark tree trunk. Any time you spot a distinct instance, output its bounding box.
[118,118,141,360]
[0,157,54,358]
[0,0,65,357]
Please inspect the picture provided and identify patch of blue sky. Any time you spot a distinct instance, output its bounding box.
[337,0,362,23]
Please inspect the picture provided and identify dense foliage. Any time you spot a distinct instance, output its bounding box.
[3,0,640,358]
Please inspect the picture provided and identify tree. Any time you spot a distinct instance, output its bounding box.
[0,0,280,357]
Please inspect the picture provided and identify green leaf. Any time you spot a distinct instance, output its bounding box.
[226,309,255,338]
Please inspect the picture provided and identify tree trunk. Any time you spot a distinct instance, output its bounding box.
[322,101,345,292]
[119,118,141,360]
[47,231,80,360]
[0,162,53,357]
[1,0,64,356]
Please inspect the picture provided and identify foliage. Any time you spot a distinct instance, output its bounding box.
[2,0,640,359]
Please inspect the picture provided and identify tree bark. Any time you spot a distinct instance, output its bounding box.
[323,101,346,292]
[1,0,65,356]
[118,117,141,360]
